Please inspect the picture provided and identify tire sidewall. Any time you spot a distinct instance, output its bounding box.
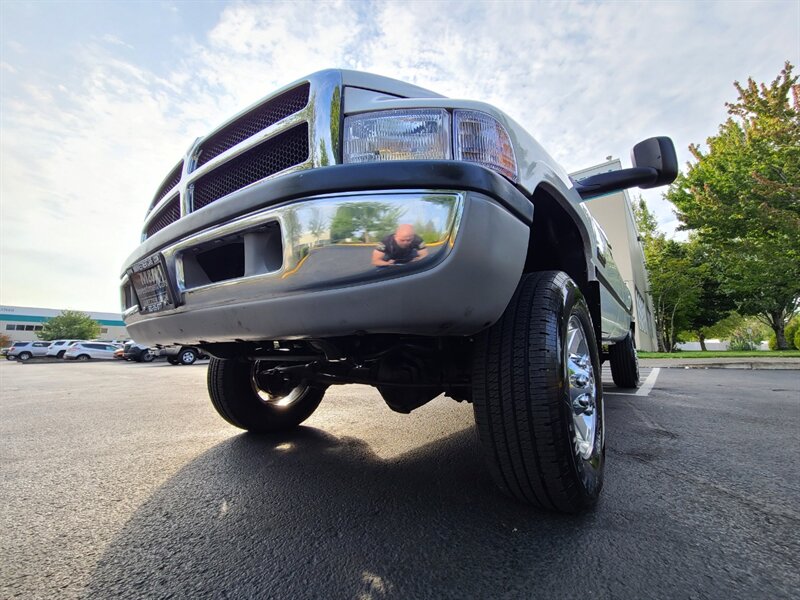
[558,280,605,501]
[208,358,325,432]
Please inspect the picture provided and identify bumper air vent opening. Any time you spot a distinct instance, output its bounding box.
[122,281,137,310]
[181,221,283,290]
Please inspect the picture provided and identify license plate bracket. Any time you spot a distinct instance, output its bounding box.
[129,254,178,314]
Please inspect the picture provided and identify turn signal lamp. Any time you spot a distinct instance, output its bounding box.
[453,110,517,182]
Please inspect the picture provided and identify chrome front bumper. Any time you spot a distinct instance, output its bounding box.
[122,188,530,345]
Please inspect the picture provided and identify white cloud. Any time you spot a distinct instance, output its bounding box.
[0,0,797,311]
[100,33,133,49]
[6,40,25,54]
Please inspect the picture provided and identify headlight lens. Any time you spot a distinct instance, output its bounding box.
[343,108,451,163]
[343,108,518,182]
[454,110,517,181]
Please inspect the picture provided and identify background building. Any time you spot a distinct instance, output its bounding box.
[0,306,129,342]
[572,158,659,351]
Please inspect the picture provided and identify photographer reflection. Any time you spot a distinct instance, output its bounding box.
[371,224,429,267]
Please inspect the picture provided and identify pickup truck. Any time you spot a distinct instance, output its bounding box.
[160,345,209,365]
[121,70,676,513]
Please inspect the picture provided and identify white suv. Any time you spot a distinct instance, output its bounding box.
[7,341,52,361]
[46,340,86,359]
[64,342,120,361]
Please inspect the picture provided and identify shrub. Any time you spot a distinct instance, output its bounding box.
[795,328,800,351]
[729,326,761,351]
[786,319,800,350]
[768,317,800,350]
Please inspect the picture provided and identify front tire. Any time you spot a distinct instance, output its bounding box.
[207,358,326,433]
[57,350,66,359]
[77,354,90,361]
[179,349,198,365]
[18,352,32,362]
[140,351,154,363]
[609,333,640,389]
[472,271,604,513]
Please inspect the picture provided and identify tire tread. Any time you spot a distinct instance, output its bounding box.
[473,271,602,513]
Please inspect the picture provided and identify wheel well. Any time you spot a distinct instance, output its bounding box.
[525,185,601,344]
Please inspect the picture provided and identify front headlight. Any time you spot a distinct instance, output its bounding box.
[343,108,517,182]
[343,109,451,163]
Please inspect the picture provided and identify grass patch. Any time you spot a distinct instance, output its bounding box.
[638,350,800,359]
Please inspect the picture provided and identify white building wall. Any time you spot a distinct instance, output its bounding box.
[0,306,129,343]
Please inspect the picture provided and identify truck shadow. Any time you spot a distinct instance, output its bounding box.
[85,426,599,599]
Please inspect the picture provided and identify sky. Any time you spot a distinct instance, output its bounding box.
[1,0,798,313]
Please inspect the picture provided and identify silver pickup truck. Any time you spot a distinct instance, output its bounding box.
[121,70,676,513]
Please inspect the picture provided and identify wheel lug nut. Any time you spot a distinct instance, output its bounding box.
[571,373,590,388]
[572,394,593,414]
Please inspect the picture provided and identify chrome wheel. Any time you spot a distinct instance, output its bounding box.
[566,315,599,460]
[251,363,308,408]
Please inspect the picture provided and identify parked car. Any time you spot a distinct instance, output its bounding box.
[7,341,52,361]
[122,342,156,362]
[160,345,209,365]
[121,69,677,513]
[46,339,87,359]
[64,342,120,361]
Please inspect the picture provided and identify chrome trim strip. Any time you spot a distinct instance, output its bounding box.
[183,113,310,185]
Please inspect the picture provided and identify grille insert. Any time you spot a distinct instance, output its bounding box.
[192,124,309,212]
[145,196,180,239]
[150,161,183,211]
[195,83,310,168]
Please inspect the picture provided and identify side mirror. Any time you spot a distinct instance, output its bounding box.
[574,136,678,200]
[631,136,678,188]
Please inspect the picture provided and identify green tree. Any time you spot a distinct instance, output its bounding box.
[666,63,800,348]
[684,241,736,350]
[633,198,703,351]
[38,310,101,341]
[330,202,404,243]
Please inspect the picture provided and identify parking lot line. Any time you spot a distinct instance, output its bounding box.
[604,367,660,397]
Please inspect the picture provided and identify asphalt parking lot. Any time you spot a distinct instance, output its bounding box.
[1,359,798,599]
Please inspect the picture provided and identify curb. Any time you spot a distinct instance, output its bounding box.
[640,360,800,370]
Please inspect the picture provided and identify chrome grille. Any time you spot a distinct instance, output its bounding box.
[145,196,180,239]
[192,124,309,212]
[150,161,183,211]
[195,83,310,168]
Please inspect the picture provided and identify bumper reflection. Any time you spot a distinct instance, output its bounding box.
[279,193,462,289]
